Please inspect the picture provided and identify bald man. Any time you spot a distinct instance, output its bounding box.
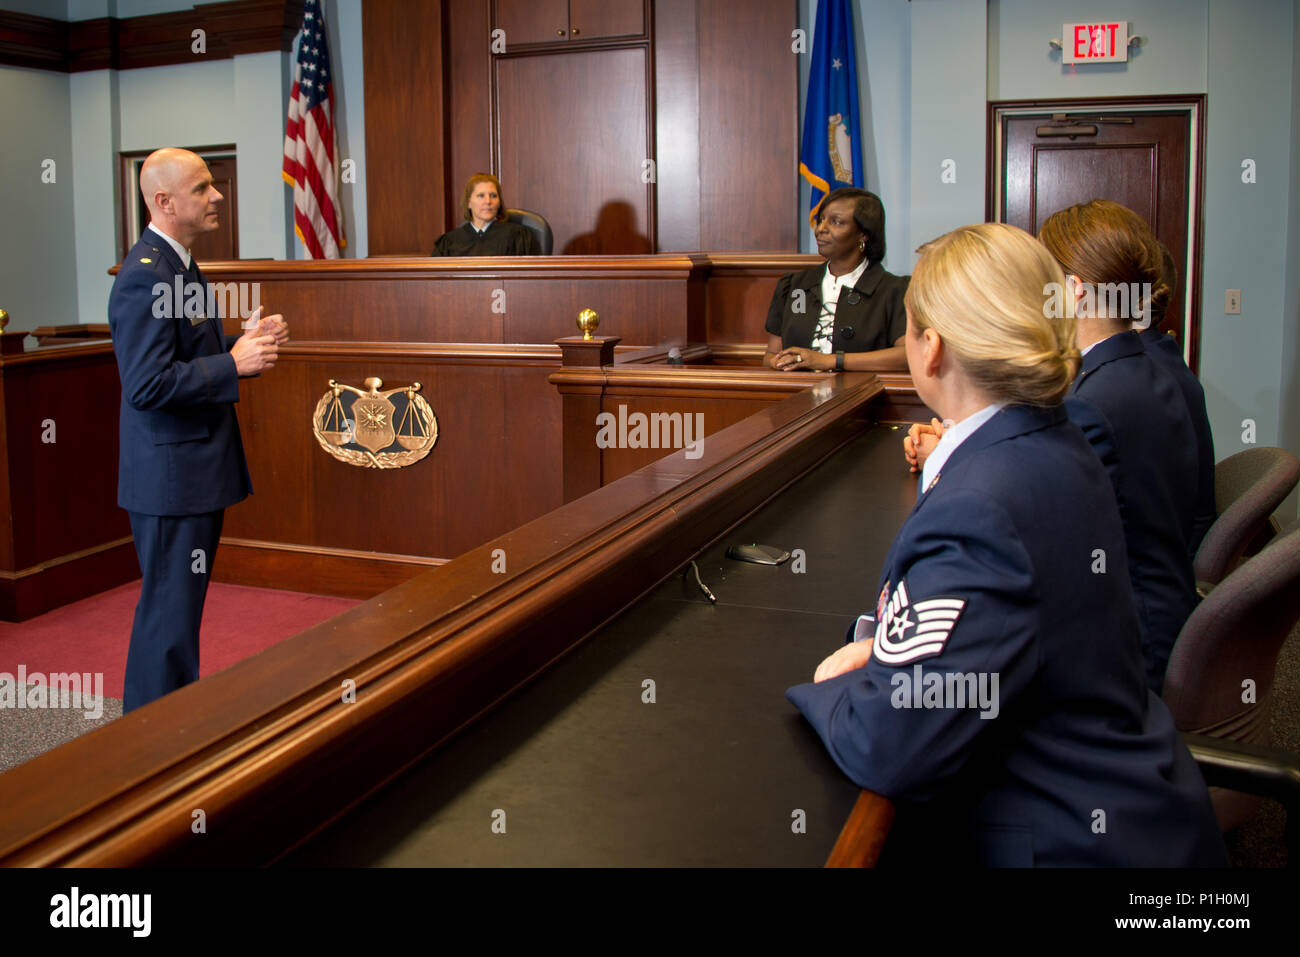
[109,148,288,712]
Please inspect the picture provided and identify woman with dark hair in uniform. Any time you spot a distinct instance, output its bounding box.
[433,173,539,257]
[1141,242,1217,556]
[763,187,908,372]
[788,223,1224,867]
[1041,201,1200,693]
[904,202,1202,693]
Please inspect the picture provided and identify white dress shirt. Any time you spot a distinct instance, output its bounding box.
[919,403,1005,497]
[811,258,869,353]
[148,222,192,269]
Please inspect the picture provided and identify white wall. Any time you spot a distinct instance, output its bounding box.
[0,66,77,333]
[0,0,368,325]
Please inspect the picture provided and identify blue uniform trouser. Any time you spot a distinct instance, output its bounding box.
[122,509,224,713]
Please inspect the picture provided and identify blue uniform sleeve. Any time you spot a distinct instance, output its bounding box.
[786,488,1039,801]
[109,264,240,412]
[1064,396,1123,508]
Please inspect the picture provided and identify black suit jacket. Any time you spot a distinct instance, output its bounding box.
[108,229,253,516]
[1065,331,1198,692]
[764,261,908,352]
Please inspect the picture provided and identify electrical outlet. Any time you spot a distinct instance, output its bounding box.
[1225,289,1242,315]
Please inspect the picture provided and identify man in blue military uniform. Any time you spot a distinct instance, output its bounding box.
[109,148,288,712]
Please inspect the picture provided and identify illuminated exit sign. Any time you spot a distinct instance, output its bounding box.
[1063,21,1130,63]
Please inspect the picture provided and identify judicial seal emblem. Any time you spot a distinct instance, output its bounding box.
[312,377,438,469]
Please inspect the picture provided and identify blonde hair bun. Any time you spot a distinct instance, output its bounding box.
[905,223,1078,407]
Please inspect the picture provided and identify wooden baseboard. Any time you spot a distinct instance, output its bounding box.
[214,537,446,599]
[0,538,139,622]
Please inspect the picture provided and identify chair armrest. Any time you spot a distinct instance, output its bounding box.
[1183,733,1300,810]
[825,789,896,868]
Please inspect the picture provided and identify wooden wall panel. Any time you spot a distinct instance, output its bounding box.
[223,352,563,564]
[201,257,705,346]
[704,253,822,343]
[363,0,446,254]
[652,0,701,251]
[445,0,493,225]
[696,0,798,251]
[427,0,799,256]
[0,343,138,620]
[496,47,652,254]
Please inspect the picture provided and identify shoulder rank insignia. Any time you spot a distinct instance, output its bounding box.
[139,257,152,263]
[871,578,967,665]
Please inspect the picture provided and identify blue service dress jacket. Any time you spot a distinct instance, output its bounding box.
[1065,331,1199,692]
[787,404,1225,867]
[108,230,252,516]
[1140,327,1217,555]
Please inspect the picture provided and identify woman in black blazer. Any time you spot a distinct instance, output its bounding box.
[764,187,908,372]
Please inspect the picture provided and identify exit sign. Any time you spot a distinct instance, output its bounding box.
[1063,21,1130,63]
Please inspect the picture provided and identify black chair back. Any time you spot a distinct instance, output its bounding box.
[505,208,553,255]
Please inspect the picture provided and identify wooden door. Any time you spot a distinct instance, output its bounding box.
[190,154,238,262]
[994,100,1203,370]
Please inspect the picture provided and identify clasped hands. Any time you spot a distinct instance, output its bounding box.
[903,416,946,473]
[771,347,831,372]
[231,306,289,377]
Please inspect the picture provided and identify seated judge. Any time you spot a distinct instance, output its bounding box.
[764,187,908,372]
[433,173,540,257]
[787,223,1225,867]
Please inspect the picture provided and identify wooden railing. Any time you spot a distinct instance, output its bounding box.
[0,370,891,866]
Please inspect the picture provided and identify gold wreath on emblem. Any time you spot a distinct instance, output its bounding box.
[312,377,439,469]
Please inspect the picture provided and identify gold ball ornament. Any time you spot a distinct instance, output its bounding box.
[576,308,599,340]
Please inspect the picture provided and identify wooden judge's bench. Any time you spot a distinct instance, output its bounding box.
[0,255,929,866]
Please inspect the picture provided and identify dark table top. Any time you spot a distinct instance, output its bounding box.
[285,423,917,866]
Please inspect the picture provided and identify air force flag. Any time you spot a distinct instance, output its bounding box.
[800,0,864,226]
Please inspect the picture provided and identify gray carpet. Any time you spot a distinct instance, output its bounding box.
[0,684,123,774]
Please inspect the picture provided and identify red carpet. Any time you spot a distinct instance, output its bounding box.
[0,582,360,699]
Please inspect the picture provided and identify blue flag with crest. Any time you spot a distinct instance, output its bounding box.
[800,0,864,226]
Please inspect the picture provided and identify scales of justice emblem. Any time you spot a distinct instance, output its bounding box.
[312,377,439,468]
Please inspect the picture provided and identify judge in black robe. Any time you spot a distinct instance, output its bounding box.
[434,219,539,256]
[433,172,540,256]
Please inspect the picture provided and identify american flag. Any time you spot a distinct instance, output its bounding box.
[282,0,345,258]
